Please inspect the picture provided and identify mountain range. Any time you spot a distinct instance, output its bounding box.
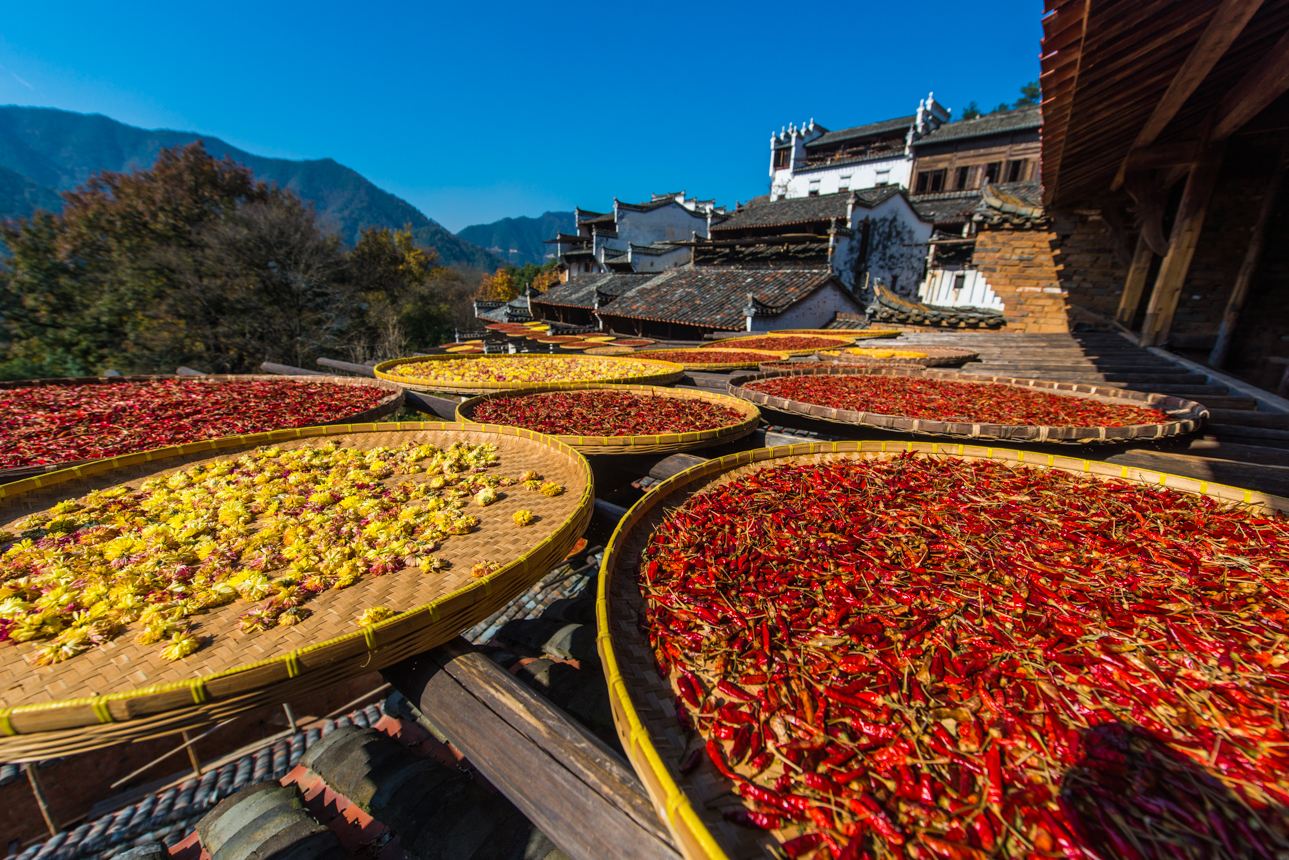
[0,106,501,269]
[456,211,573,267]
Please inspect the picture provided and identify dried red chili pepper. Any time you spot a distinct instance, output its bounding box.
[469,390,743,437]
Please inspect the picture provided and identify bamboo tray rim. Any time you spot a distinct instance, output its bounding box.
[727,365,1208,443]
[596,440,1288,860]
[372,354,685,394]
[455,384,761,453]
[0,421,592,743]
[820,345,981,367]
[0,374,405,483]
[700,334,857,357]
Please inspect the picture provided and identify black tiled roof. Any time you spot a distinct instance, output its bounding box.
[596,268,843,331]
[910,191,983,225]
[807,115,914,148]
[974,181,1045,226]
[712,187,903,232]
[531,273,654,309]
[865,282,1005,328]
[477,295,533,323]
[912,107,1041,146]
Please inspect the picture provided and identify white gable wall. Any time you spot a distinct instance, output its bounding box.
[748,281,862,331]
[779,156,913,200]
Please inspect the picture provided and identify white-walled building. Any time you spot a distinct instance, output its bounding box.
[546,192,725,278]
[768,94,949,201]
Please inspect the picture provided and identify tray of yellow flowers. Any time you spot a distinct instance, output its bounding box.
[0,421,592,759]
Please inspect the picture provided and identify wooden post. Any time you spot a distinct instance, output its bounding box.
[25,764,58,838]
[1140,148,1224,347]
[1209,150,1286,367]
[1116,233,1155,327]
[181,729,202,777]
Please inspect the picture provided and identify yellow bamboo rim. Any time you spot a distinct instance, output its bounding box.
[0,374,405,484]
[631,348,788,371]
[0,421,594,758]
[597,440,1288,860]
[373,354,685,395]
[778,328,902,340]
[456,384,761,455]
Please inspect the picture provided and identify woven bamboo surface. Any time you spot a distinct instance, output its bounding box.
[597,440,1289,860]
[0,422,592,760]
[455,384,761,455]
[702,335,855,357]
[583,346,635,356]
[727,365,1207,444]
[374,355,684,394]
[629,348,787,371]
[821,345,980,367]
[0,374,404,484]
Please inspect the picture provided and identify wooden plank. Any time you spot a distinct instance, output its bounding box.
[1116,233,1156,326]
[1209,147,1286,367]
[1146,344,1289,414]
[1177,438,1289,469]
[1213,27,1289,139]
[647,454,708,482]
[383,641,680,860]
[1206,409,1289,428]
[259,361,328,377]
[1207,423,1289,444]
[403,390,461,420]
[316,357,377,377]
[1140,147,1225,347]
[1111,0,1264,189]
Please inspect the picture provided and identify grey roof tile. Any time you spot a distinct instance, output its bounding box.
[913,107,1041,146]
[596,268,841,330]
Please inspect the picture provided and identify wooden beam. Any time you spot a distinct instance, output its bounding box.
[1111,0,1264,189]
[1116,232,1156,326]
[1140,147,1225,347]
[383,640,681,860]
[1209,148,1287,367]
[1121,140,1205,173]
[1213,28,1289,139]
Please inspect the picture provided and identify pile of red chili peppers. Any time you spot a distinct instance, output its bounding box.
[470,390,744,436]
[713,336,849,352]
[639,454,1289,858]
[635,350,784,367]
[745,375,1168,428]
[0,379,389,470]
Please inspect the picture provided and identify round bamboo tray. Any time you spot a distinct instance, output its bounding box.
[597,440,1288,860]
[0,374,405,484]
[631,348,787,371]
[701,335,856,357]
[456,384,761,455]
[373,354,684,395]
[583,346,635,357]
[821,345,980,367]
[0,422,593,760]
[777,328,902,340]
[728,365,1207,444]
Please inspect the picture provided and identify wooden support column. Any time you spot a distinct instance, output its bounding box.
[1209,149,1286,367]
[1116,232,1156,327]
[1140,148,1225,347]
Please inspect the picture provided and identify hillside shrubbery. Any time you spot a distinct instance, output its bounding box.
[0,142,475,378]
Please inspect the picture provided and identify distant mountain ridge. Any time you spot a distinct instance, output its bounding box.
[0,106,501,269]
[457,211,574,266]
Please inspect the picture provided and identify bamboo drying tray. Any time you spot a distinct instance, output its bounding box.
[629,348,787,371]
[701,335,857,357]
[728,365,1207,444]
[597,440,1289,860]
[373,354,684,395]
[583,346,635,357]
[0,374,404,484]
[821,345,980,367]
[456,384,761,455]
[777,328,902,339]
[0,422,593,760]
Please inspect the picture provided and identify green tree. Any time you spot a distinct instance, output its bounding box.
[959,101,982,121]
[1014,81,1041,108]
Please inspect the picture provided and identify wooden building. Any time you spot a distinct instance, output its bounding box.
[545,194,723,280]
[1013,0,1289,387]
[908,107,1041,194]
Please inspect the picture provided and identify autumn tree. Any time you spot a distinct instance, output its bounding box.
[476,267,518,301]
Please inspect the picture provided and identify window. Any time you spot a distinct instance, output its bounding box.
[954,166,971,190]
[953,272,967,292]
[773,148,791,170]
[983,162,1002,184]
[1006,159,1028,182]
[915,169,946,194]
[874,168,891,187]
[808,179,821,197]
[839,174,852,192]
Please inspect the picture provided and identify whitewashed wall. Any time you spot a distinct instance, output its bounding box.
[920,267,1004,309]
[631,246,689,272]
[748,281,862,331]
[777,157,913,200]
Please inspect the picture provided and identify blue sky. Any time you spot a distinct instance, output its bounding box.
[0,1,1043,231]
